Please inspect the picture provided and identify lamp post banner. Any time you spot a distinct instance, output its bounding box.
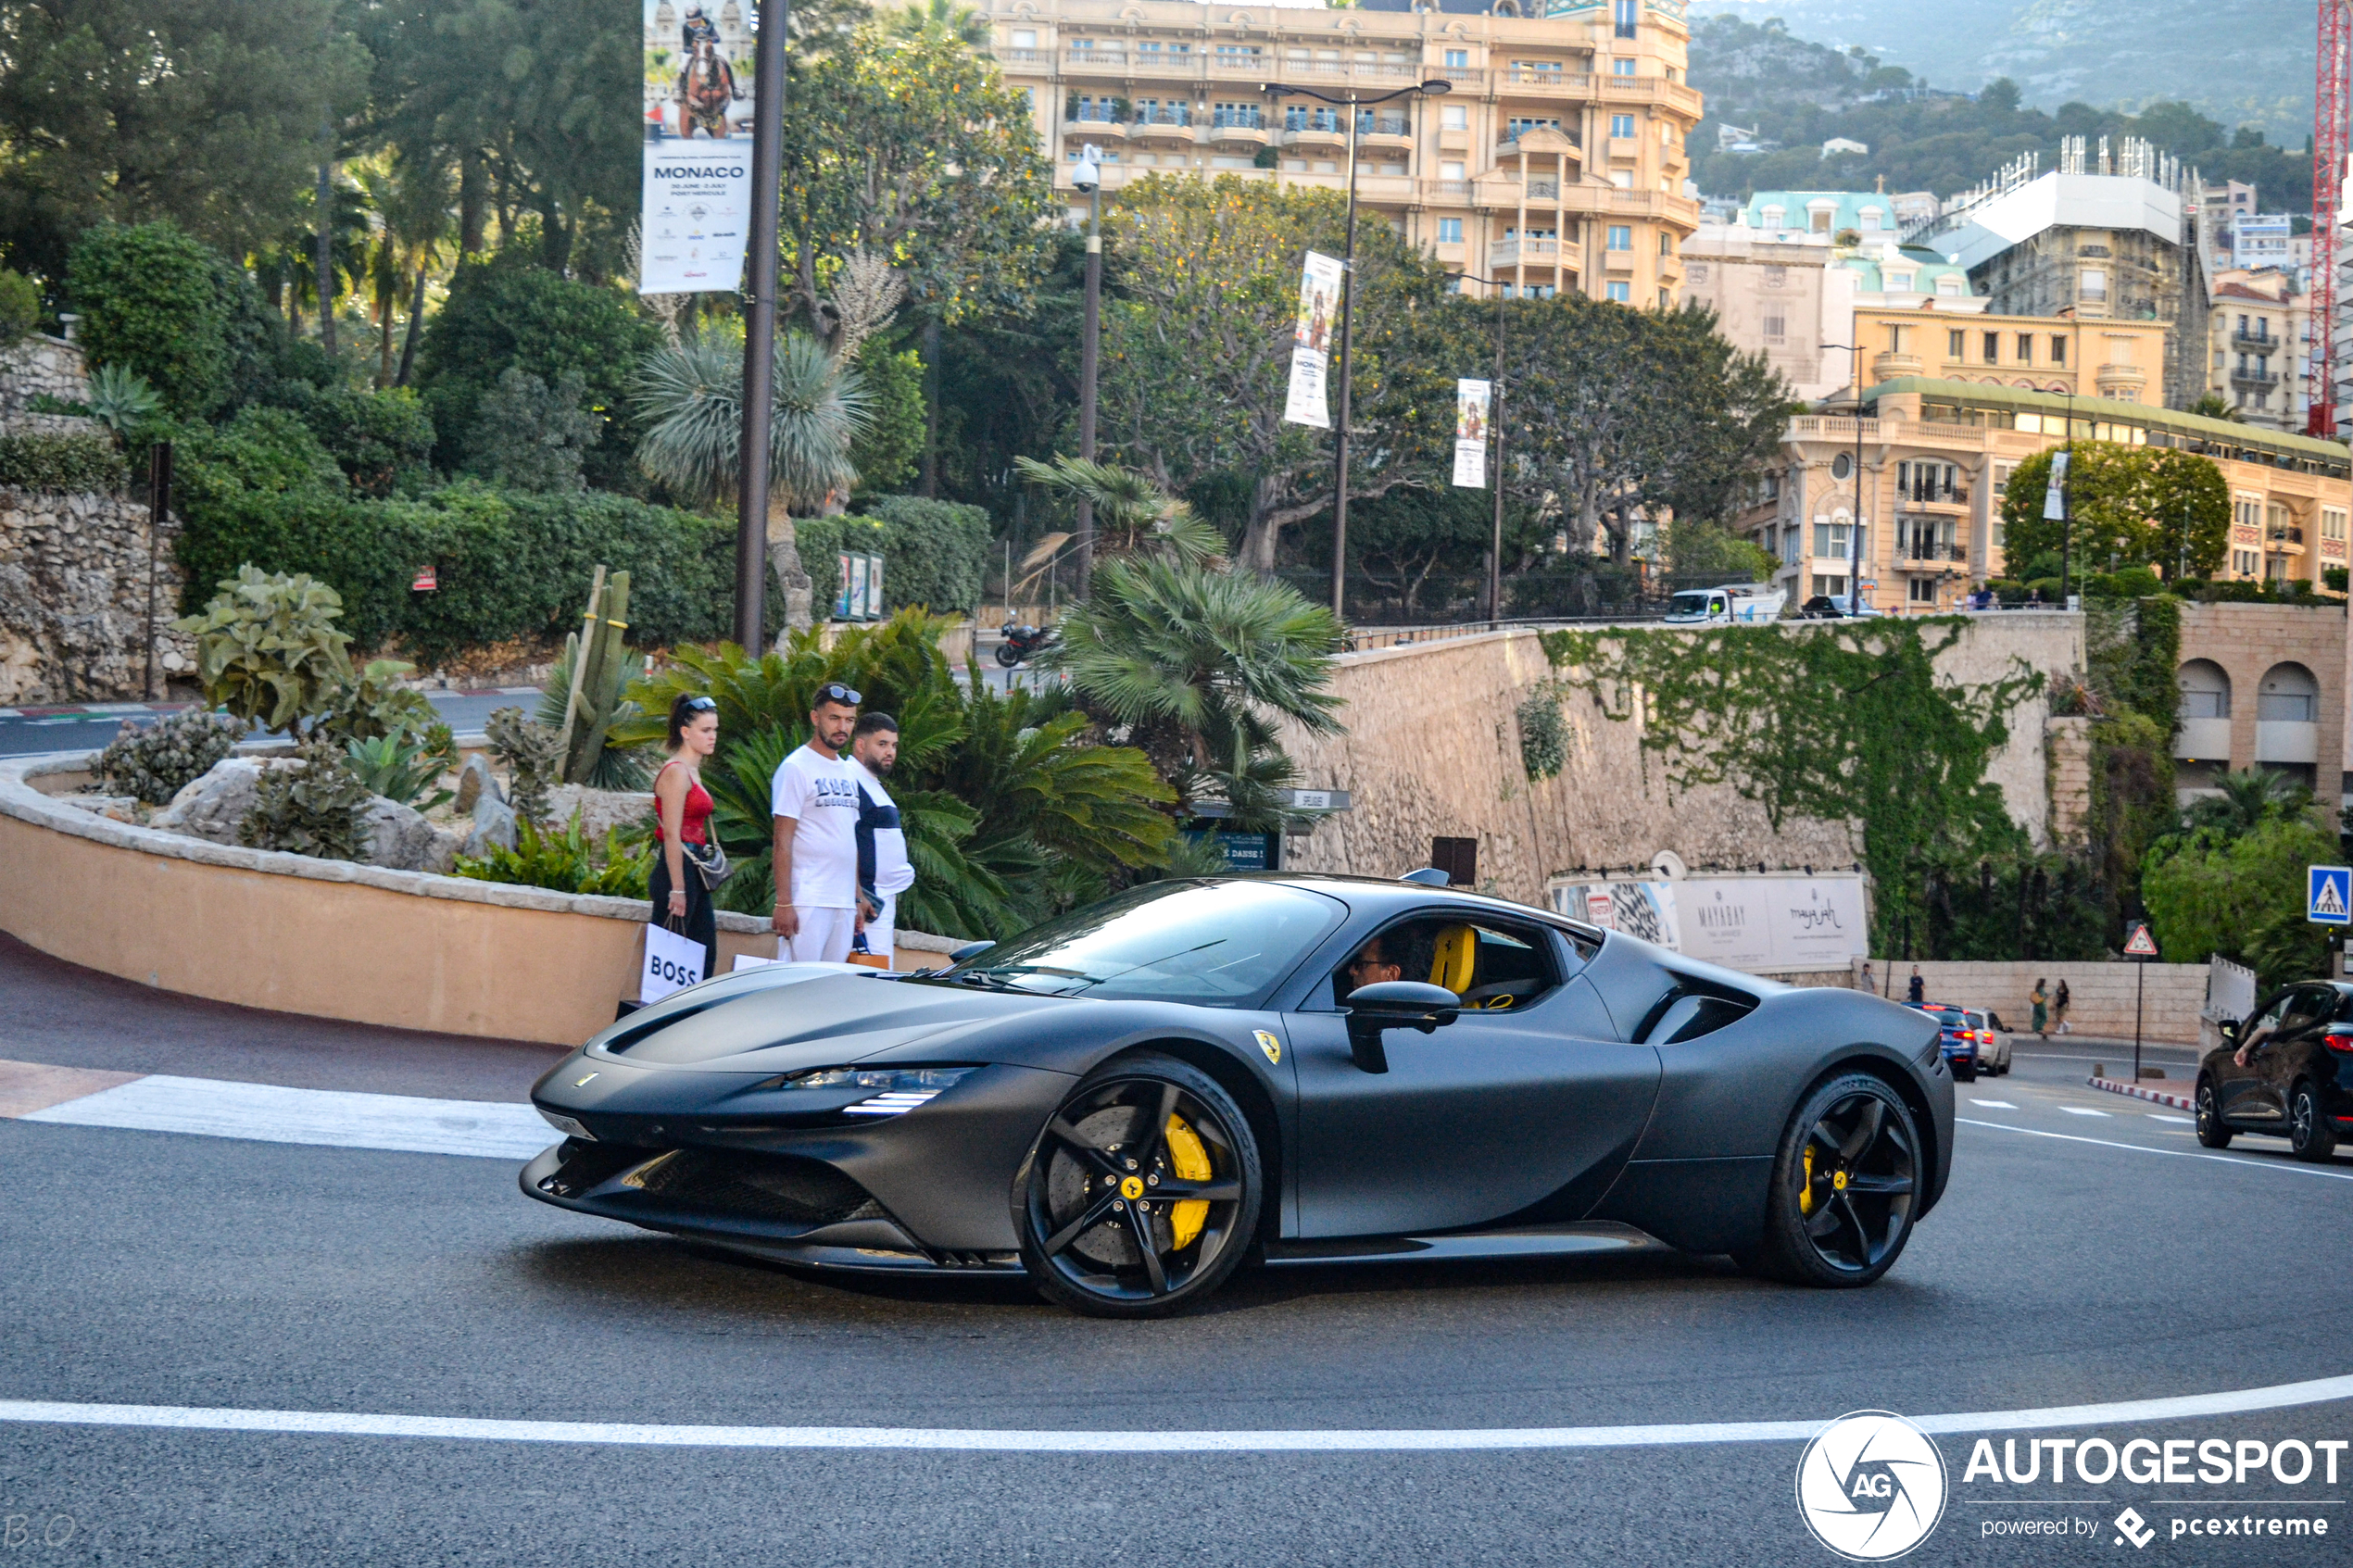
[639,0,757,294]
[1452,378,1491,487]
[1282,251,1344,429]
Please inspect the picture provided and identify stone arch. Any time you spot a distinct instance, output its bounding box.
[2176,659,2230,719]
[2258,660,2319,721]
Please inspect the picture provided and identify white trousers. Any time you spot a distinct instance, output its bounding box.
[782,906,855,963]
[856,894,897,965]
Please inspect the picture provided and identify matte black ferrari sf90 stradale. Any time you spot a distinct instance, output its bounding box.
[524,876,1953,1316]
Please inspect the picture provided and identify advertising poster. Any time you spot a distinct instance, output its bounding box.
[1452,378,1491,488]
[1281,251,1345,429]
[640,0,756,294]
[1550,875,1868,973]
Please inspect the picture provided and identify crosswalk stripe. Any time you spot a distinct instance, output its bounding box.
[14,1073,549,1160]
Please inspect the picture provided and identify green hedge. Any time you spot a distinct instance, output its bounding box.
[177,482,770,662]
[0,431,128,492]
[798,495,992,620]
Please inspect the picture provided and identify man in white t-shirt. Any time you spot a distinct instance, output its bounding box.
[771,683,862,962]
[849,712,914,964]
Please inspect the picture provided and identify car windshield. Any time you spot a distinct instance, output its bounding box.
[1668,592,1713,613]
[937,881,1345,1005]
[1924,1007,1967,1028]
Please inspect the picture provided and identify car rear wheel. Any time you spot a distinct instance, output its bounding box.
[2288,1082,2338,1162]
[2195,1078,2233,1148]
[1753,1073,1921,1288]
[1013,1055,1262,1318]
[1954,1060,1977,1082]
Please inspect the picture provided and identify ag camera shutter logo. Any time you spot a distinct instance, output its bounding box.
[1794,1411,1948,1561]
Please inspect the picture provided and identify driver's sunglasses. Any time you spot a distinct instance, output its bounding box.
[1347,956,1386,971]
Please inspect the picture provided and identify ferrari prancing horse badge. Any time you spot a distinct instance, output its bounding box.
[1254,1030,1281,1065]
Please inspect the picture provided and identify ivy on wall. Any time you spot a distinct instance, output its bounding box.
[1541,619,2043,956]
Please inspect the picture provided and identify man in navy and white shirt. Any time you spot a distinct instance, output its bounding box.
[771,683,862,962]
[850,712,914,964]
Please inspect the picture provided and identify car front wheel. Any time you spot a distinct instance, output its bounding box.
[2288,1082,2339,1163]
[1751,1073,1922,1288]
[2195,1078,2233,1148]
[1013,1054,1262,1318]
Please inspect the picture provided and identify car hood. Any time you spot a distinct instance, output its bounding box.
[584,966,1073,1073]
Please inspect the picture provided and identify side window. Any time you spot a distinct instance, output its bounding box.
[2247,992,2292,1035]
[2280,985,2334,1035]
[1326,913,1563,1013]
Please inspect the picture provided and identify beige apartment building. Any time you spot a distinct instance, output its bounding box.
[1738,378,2352,614]
[2205,268,2309,432]
[984,0,1704,305]
[1853,306,2169,404]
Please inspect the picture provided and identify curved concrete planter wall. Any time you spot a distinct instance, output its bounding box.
[0,750,960,1047]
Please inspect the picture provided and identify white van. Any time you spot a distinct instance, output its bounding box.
[1662,584,1788,625]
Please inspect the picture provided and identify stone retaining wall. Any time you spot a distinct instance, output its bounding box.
[0,335,89,422]
[0,484,191,703]
[1855,959,2208,1045]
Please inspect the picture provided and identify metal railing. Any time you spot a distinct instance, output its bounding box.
[2231,367,2282,388]
[2231,329,2278,353]
[1209,108,1265,131]
[1134,106,1193,128]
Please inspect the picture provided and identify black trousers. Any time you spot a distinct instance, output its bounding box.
[648,849,718,982]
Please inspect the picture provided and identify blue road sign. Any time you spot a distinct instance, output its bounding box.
[2309,865,2352,925]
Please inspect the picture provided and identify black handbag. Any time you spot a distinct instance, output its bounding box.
[681,838,732,890]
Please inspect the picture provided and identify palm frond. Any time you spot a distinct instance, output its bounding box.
[634,332,872,509]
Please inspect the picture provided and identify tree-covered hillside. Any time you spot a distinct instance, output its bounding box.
[1687,14,2314,213]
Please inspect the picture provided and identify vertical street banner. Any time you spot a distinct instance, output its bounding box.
[640,0,756,294]
[1452,378,1491,487]
[1281,252,1345,429]
[2042,450,2070,521]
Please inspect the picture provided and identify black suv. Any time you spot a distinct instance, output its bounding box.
[2196,980,2353,1161]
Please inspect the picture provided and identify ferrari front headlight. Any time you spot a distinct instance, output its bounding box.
[771,1065,976,1116]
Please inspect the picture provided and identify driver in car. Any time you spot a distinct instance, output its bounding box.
[1344,936,1403,996]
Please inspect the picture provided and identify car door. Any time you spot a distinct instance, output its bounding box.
[2222,988,2301,1123]
[1287,915,1661,1239]
[2251,985,2334,1123]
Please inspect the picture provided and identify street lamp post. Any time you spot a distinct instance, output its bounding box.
[1074,145,1104,596]
[1457,273,1513,627]
[733,0,790,650]
[1820,344,1869,615]
[1262,76,1453,619]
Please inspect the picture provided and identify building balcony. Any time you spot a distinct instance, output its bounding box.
[1204,117,1269,145]
[1129,111,1199,142]
[2232,367,2282,388]
[1897,542,1969,567]
[1126,52,1203,79]
[1896,486,1970,509]
[1489,237,1567,268]
[1434,65,1485,91]
[1499,67,1591,97]
[2232,330,2280,353]
[1785,415,1881,441]
[993,46,1047,70]
[2256,720,2319,765]
[1872,351,1924,383]
[1063,113,1127,141]
[2172,718,2233,762]
[2270,526,2306,546]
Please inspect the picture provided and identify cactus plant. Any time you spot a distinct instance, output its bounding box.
[94,709,248,805]
[485,706,562,826]
[238,738,373,861]
[544,569,648,789]
[172,567,355,737]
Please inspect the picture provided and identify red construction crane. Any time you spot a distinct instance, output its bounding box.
[2311,0,2350,435]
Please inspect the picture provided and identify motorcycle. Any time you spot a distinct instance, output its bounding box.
[994,621,1058,668]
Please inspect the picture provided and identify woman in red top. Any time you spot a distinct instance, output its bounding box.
[651,692,721,980]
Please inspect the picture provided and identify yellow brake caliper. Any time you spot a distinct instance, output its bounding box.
[1165,1114,1212,1250]
[1800,1144,1816,1215]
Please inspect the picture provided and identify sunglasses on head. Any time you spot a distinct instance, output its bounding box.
[681,696,717,712]
[815,684,862,707]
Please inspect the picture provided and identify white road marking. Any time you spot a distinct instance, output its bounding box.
[1969,1099,2017,1109]
[4,1374,2351,1452]
[1957,1117,2353,1180]
[19,1075,549,1160]
[2147,1113,2193,1124]
[2058,1107,2111,1117]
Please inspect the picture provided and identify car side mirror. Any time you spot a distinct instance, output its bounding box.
[1341,980,1460,1073]
[2219,1018,2240,1044]
[950,940,997,964]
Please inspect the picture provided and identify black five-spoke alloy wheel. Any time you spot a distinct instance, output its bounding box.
[2195,1078,2233,1149]
[1754,1073,1921,1287]
[1014,1055,1262,1317]
[2288,1081,2338,1163]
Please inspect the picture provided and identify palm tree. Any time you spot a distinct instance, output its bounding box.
[354,150,455,389]
[634,328,871,632]
[887,0,990,46]
[1013,454,1227,567]
[2183,767,2311,838]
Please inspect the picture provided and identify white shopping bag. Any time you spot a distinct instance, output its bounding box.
[641,922,707,1003]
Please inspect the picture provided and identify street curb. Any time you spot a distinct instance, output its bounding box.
[2088,1075,2196,1111]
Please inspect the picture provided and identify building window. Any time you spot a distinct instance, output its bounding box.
[1760,206,1785,230]
[1507,116,1561,137]
[1885,323,1905,352]
[1011,29,1037,47]
[1440,159,1466,180]
[1614,0,1638,39]
[1860,209,1881,232]
[1613,57,1636,77]
[2080,267,2107,301]
[1441,104,1467,130]
[1831,453,1853,480]
[1659,287,1671,307]
[1524,283,1557,299]
[1813,573,1850,598]
[1935,275,1963,296]
[1610,114,1635,139]
[1982,332,2000,363]
[1659,232,1674,256]
[1606,281,1630,302]
[1606,224,1631,250]
[1947,329,1965,358]
[2017,333,2034,365]
[1444,48,1468,68]
[1437,217,1463,244]
[1761,312,1785,342]
[1909,578,1938,605]
[1887,271,1914,292]
[1992,462,2013,495]
[2051,336,2067,368]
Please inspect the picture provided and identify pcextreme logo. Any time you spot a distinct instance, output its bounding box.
[1795,1411,1949,1562]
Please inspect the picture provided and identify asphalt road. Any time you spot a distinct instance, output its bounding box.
[0,690,533,759]
[1,945,2347,1566]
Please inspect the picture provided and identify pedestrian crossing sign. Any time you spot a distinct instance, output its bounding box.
[2309,865,2352,925]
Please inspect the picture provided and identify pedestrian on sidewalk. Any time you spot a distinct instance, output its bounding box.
[1906,965,1924,1005]
[650,693,721,982]
[2053,977,2071,1035]
[771,682,862,963]
[849,712,913,967]
[1858,960,1875,995]
[2031,978,2048,1036]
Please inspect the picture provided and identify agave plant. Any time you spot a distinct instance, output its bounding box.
[83,363,162,440]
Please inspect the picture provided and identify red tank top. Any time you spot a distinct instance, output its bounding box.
[656,759,713,846]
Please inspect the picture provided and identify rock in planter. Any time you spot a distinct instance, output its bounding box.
[462,790,518,859]
[359,796,437,871]
[453,752,499,816]
[422,826,466,877]
[67,794,141,823]
[547,784,657,843]
[151,758,294,845]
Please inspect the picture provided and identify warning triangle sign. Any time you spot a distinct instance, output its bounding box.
[2123,924,2158,958]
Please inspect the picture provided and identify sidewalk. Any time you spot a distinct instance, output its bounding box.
[2086,1075,2196,1111]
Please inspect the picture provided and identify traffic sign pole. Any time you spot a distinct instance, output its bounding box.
[2123,920,2158,1083]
